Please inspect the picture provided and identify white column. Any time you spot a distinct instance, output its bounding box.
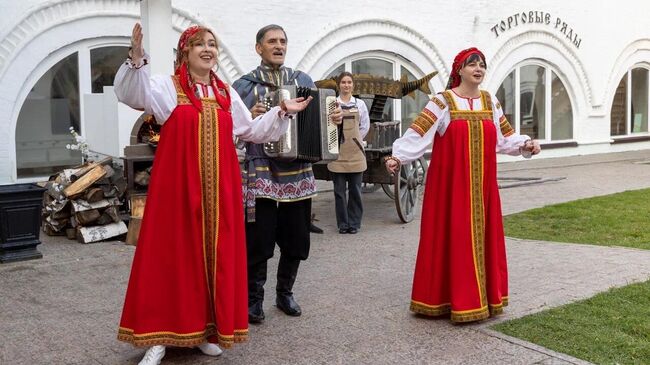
[140,0,174,75]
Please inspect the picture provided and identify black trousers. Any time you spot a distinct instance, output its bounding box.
[246,198,311,266]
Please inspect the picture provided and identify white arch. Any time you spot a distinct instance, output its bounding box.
[602,39,650,118]
[0,0,243,183]
[485,30,592,117]
[296,19,448,91]
[0,0,243,82]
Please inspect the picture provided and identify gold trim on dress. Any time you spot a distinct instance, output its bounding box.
[410,297,508,323]
[118,325,217,347]
[450,111,493,122]
[441,90,458,111]
[467,119,488,309]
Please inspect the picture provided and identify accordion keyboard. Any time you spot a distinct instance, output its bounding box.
[326,96,339,155]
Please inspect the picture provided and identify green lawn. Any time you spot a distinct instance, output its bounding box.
[496,188,650,364]
[504,188,650,250]
[493,280,650,364]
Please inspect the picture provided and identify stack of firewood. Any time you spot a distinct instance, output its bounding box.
[42,157,128,243]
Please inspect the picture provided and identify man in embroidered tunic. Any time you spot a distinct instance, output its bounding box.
[233,24,341,323]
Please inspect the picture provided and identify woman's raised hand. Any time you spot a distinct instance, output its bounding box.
[130,23,145,63]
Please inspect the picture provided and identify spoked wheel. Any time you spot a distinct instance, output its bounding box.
[393,157,428,223]
[381,184,394,200]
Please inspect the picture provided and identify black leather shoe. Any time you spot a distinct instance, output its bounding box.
[309,223,323,234]
[248,301,265,323]
[339,228,348,234]
[276,294,302,316]
[347,228,358,234]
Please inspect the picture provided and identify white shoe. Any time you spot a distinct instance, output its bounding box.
[198,342,223,356]
[138,345,166,365]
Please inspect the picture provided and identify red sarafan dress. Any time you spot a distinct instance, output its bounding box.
[114,59,289,347]
[393,89,530,323]
[118,71,247,347]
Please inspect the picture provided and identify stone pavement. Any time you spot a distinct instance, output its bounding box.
[2,150,650,365]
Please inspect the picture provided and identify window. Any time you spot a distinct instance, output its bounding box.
[611,67,649,136]
[91,46,129,93]
[325,53,433,135]
[16,43,129,179]
[497,63,573,141]
[16,53,81,178]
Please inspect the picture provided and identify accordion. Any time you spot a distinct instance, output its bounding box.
[262,86,339,162]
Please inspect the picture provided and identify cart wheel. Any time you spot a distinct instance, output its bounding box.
[393,157,428,223]
[381,184,395,200]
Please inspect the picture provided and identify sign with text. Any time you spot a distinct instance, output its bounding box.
[491,11,582,49]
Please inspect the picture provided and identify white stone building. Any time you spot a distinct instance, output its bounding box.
[1,0,649,183]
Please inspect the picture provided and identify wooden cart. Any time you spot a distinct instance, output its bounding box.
[313,119,427,223]
[312,72,437,222]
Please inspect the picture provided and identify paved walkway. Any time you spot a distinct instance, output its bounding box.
[2,150,650,364]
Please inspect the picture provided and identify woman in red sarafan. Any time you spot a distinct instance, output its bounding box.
[114,23,311,364]
[386,48,541,323]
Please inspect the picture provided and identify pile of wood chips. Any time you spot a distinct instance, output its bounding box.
[42,157,128,243]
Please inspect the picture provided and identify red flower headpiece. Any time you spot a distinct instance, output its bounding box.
[446,47,486,90]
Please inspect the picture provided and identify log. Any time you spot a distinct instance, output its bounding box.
[102,165,115,179]
[64,165,106,197]
[42,190,54,206]
[85,187,104,203]
[47,182,67,201]
[100,185,118,198]
[125,217,142,246]
[134,169,151,186]
[77,221,128,243]
[96,206,120,225]
[71,197,120,212]
[113,177,127,197]
[44,224,65,236]
[70,157,112,181]
[76,209,101,225]
[50,200,71,220]
[130,195,147,218]
[65,228,77,240]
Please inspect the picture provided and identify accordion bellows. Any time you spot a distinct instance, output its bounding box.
[262,86,339,162]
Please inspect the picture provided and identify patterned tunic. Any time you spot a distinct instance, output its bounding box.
[233,63,317,221]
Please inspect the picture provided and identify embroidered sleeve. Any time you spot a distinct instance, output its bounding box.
[499,115,515,137]
[408,95,447,137]
[114,56,177,124]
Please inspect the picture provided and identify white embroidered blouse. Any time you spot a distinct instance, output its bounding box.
[392,91,531,164]
[114,57,290,144]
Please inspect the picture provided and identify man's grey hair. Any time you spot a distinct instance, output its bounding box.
[256,24,288,44]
